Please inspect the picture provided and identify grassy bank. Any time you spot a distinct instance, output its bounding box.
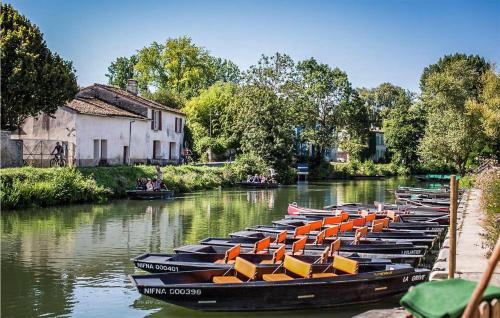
[1,165,235,210]
[309,161,406,180]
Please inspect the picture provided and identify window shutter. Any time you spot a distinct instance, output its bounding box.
[179,118,183,133]
[159,111,162,131]
[175,118,178,133]
[151,110,154,130]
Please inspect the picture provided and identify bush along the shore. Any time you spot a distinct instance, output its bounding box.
[0,165,237,210]
[0,167,110,209]
[310,161,404,180]
[475,169,500,254]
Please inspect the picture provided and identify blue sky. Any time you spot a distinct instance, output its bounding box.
[7,0,500,92]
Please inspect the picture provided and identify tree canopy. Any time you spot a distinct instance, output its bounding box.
[419,54,491,174]
[0,4,78,130]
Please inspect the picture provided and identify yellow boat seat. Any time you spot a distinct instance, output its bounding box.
[259,259,282,265]
[212,257,258,284]
[312,273,337,278]
[262,273,293,281]
[212,276,243,284]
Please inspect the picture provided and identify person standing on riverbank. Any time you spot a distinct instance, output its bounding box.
[156,166,163,182]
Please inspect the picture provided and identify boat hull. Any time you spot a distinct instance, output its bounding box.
[126,190,174,200]
[130,267,430,311]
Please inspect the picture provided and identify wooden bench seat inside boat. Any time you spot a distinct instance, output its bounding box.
[214,244,240,264]
[262,254,358,282]
[260,244,286,264]
[212,257,258,284]
[253,237,271,254]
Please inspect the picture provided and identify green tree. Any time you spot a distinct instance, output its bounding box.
[0,4,78,130]
[105,55,137,89]
[419,54,490,174]
[182,82,238,161]
[466,70,500,145]
[209,57,241,84]
[297,58,356,160]
[358,83,410,127]
[338,92,370,161]
[231,53,300,173]
[383,96,426,168]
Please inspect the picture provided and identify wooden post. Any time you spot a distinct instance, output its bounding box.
[462,239,500,318]
[449,175,458,279]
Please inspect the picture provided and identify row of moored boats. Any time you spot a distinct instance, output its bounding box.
[128,186,459,311]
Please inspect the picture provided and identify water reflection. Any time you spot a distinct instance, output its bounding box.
[2,178,414,318]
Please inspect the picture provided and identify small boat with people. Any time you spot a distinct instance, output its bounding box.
[237,171,280,188]
[126,166,174,200]
[129,254,430,311]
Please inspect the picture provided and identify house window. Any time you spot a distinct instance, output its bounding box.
[174,117,183,133]
[153,140,161,159]
[151,110,162,131]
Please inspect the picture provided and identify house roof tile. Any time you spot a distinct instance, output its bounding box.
[65,97,148,119]
[93,83,185,116]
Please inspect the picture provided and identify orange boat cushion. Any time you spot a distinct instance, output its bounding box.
[312,273,337,278]
[253,237,271,254]
[340,221,354,232]
[275,230,288,244]
[259,259,282,265]
[332,255,358,275]
[262,273,293,281]
[283,255,312,278]
[322,216,343,226]
[290,237,307,255]
[213,276,243,284]
[307,220,323,231]
[294,224,311,238]
[234,257,258,280]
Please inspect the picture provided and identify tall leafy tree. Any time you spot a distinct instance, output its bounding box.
[209,57,241,85]
[0,4,78,130]
[358,83,410,127]
[419,54,490,174]
[297,58,356,160]
[383,96,426,168]
[232,54,299,172]
[105,55,137,89]
[466,70,500,147]
[182,82,238,160]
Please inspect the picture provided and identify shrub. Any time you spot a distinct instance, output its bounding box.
[475,169,500,254]
[229,153,269,181]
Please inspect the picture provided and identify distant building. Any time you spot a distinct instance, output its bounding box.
[13,80,186,166]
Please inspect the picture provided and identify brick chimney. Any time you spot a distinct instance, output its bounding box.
[126,79,138,96]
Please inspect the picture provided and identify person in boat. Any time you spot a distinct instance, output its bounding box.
[135,179,143,190]
[146,179,154,191]
[154,178,162,191]
[246,175,252,182]
[252,174,260,183]
[260,175,267,183]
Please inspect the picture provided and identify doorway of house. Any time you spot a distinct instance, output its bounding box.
[123,146,129,164]
[169,142,176,160]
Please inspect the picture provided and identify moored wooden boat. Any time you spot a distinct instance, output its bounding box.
[129,255,430,311]
[199,237,428,256]
[132,252,393,273]
[173,244,423,266]
[126,189,174,200]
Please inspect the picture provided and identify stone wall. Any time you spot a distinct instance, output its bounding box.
[1,130,23,167]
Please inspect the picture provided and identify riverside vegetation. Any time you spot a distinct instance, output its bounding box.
[0,154,280,210]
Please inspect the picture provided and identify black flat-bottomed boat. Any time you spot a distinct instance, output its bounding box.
[129,255,430,311]
[126,190,174,200]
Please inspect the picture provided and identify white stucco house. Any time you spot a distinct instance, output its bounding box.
[13,80,186,166]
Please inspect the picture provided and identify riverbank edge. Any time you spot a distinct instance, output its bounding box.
[0,164,419,210]
[0,165,237,210]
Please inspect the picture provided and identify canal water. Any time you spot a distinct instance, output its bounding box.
[1,178,420,318]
